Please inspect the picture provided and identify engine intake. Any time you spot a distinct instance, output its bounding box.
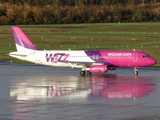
[89,65,107,73]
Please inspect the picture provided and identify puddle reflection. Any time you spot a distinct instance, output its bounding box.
[89,75,155,98]
[10,74,155,100]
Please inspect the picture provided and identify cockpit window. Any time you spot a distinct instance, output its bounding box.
[143,55,151,58]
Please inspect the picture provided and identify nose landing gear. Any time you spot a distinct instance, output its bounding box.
[134,67,138,75]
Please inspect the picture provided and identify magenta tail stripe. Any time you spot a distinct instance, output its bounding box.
[12,27,39,50]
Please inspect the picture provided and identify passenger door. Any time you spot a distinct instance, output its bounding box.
[132,52,138,62]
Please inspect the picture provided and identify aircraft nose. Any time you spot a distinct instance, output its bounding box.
[148,58,157,65]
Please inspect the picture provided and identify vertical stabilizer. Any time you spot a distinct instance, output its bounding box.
[12,27,39,51]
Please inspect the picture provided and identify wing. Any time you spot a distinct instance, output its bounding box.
[58,60,104,68]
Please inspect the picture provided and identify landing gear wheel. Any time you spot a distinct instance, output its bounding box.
[134,71,138,75]
[134,67,138,75]
[80,71,85,76]
[86,71,92,76]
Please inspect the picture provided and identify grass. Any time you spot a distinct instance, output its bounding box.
[0,22,160,66]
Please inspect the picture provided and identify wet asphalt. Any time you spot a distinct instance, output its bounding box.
[0,64,159,120]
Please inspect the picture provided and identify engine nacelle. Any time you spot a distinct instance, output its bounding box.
[107,67,116,70]
[89,65,107,73]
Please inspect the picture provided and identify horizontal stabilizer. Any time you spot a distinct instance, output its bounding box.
[9,52,29,57]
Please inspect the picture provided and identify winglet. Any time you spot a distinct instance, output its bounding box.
[11,27,39,51]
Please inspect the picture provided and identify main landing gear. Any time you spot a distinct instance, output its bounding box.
[80,67,139,76]
[80,71,85,76]
[80,70,92,76]
[134,67,138,75]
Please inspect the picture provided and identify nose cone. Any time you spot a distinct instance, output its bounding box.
[148,58,157,66]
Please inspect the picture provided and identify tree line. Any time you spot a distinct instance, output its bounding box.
[1,2,160,25]
[0,0,160,6]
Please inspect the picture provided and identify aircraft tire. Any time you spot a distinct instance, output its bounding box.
[80,71,85,76]
[86,71,92,76]
[134,71,138,75]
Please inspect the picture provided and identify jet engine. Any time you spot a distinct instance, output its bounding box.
[107,67,116,70]
[89,65,107,73]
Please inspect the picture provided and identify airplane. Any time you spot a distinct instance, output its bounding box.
[9,27,157,76]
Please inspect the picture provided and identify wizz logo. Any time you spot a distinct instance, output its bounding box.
[46,53,69,63]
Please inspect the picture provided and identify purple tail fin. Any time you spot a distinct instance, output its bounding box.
[12,27,39,51]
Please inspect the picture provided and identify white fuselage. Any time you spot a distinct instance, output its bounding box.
[9,50,97,68]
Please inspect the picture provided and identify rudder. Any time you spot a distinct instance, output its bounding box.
[12,27,39,51]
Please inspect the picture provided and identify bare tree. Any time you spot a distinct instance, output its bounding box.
[85,0,87,5]
[75,0,77,6]
[141,0,145,3]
